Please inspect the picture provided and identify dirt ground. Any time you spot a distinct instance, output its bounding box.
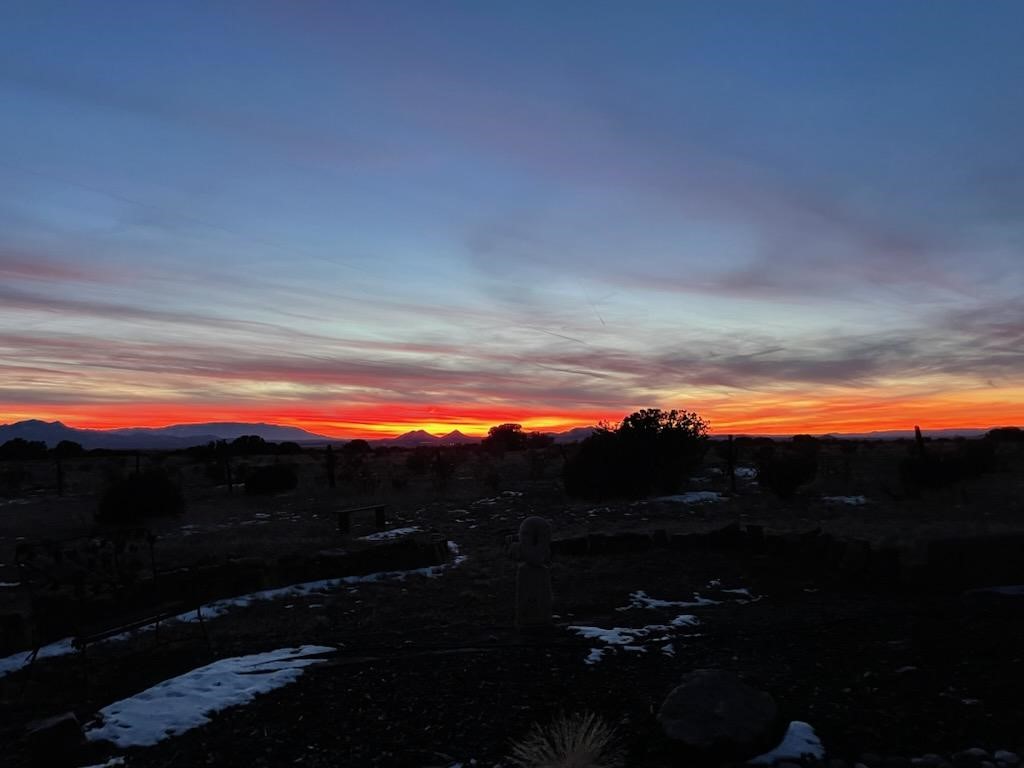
[2,441,1023,767]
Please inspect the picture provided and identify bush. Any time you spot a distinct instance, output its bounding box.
[0,438,48,461]
[756,446,818,500]
[508,711,623,768]
[899,439,996,491]
[96,469,185,524]
[244,463,298,495]
[563,409,708,500]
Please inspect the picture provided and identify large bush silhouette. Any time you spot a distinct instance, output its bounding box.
[96,468,185,524]
[563,409,708,500]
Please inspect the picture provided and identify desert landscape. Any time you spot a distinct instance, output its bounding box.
[2,424,1023,767]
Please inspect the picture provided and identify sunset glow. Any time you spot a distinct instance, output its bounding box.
[2,3,1022,438]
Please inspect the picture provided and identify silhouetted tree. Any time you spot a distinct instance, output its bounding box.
[563,408,709,500]
[0,438,48,461]
[232,434,269,455]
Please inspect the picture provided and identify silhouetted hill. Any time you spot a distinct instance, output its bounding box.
[0,420,331,450]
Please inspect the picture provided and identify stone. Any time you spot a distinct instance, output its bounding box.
[24,712,85,767]
[657,669,780,760]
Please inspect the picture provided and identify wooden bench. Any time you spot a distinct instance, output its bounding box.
[337,504,387,534]
[15,528,207,670]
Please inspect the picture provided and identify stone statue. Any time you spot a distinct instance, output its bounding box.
[511,516,553,629]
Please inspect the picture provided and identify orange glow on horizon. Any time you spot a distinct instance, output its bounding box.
[3,387,1023,439]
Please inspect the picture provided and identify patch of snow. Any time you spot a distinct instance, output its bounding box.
[661,643,675,657]
[78,758,126,768]
[0,581,20,587]
[735,467,757,479]
[748,721,824,765]
[584,648,607,665]
[569,624,669,646]
[358,526,421,541]
[655,491,723,504]
[722,587,752,596]
[85,646,333,748]
[178,542,466,622]
[671,614,700,627]
[823,495,868,505]
[620,590,721,611]
[0,637,76,679]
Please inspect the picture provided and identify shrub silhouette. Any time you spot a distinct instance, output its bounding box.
[244,463,298,494]
[756,445,818,500]
[563,409,708,500]
[0,438,48,461]
[96,469,185,524]
[231,434,269,455]
[899,438,996,491]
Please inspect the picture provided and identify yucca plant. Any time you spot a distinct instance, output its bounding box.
[508,711,624,768]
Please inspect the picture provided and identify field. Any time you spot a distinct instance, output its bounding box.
[2,439,1024,767]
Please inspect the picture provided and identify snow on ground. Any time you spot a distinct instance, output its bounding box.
[748,721,825,764]
[179,548,466,622]
[0,637,76,679]
[85,646,333,748]
[823,495,868,505]
[654,491,724,504]
[619,589,721,610]
[2,545,466,676]
[670,614,700,627]
[569,623,676,665]
[735,466,757,479]
[0,581,20,587]
[358,526,421,541]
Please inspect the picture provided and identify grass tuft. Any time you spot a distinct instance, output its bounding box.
[507,711,624,768]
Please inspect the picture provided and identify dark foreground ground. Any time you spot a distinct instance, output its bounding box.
[2,446,1023,767]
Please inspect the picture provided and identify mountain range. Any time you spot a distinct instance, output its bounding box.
[0,419,594,450]
[0,419,1004,452]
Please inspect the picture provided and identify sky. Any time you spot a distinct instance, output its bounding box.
[1,1,1022,438]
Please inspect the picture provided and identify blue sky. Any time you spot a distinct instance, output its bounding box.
[2,1,1022,435]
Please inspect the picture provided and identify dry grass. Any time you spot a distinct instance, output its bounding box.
[507,711,624,768]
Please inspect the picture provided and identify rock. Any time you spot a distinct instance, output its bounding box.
[23,712,85,767]
[657,669,780,760]
[994,752,1020,766]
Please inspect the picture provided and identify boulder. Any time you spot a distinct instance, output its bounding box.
[657,669,781,760]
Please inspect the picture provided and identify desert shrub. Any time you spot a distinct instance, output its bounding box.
[96,468,185,524]
[276,441,303,455]
[563,409,708,500]
[244,463,298,494]
[899,439,996,491]
[231,434,269,455]
[756,444,818,500]
[53,440,85,458]
[508,711,623,768]
[986,426,1024,442]
[0,438,48,461]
